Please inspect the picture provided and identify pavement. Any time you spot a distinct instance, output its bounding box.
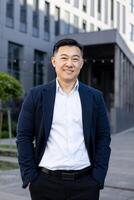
[0,127,134,200]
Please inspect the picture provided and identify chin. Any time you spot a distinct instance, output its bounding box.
[64,78,76,82]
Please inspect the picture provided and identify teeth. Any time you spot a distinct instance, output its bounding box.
[63,69,74,73]
[66,70,73,72]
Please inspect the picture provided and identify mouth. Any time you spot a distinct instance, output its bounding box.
[63,69,74,74]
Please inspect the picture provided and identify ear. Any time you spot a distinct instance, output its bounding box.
[80,58,84,69]
[51,56,56,68]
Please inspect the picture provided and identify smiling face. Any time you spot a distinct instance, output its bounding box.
[51,45,84,84]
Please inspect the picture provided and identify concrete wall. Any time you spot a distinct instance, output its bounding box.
[0,0,50,92]
[111,107,134,133]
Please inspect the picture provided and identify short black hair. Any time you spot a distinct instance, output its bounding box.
[53,38,83,55]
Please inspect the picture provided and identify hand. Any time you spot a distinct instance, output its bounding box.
[28,182,31,187]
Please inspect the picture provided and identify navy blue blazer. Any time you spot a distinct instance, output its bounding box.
[16,80,111,189]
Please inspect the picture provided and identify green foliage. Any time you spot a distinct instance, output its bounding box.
[2,114,17,137]
[0,72,24,102]
[0,144,16,149]
[0,130,9,138]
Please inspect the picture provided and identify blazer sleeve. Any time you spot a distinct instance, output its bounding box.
[16,89,39,188]
[92,92,111,189]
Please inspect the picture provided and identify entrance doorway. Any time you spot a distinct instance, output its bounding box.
[91,61,114,111]
[79,44,114,112]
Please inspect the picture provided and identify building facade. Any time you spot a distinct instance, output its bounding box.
[0,0,134,132]
[0,0,134,92]
[56,29,134,132]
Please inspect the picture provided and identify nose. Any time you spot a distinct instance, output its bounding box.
[66,59,73,67]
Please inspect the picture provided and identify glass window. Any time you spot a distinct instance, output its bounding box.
[90,0,94,17]
[111,0,114,20]
[122,5,126,34]
[6,0,14,28]
[130,0,134,13]
[20,0,27,5]
[44,1,50,40]
[104,0,108,24]
[130,24,134,41]
[8,42,22,80]
[117,1,120,30]
[33,50,45,86]
[97,0,101,20]
[74,0,79,8]
[20,0,27,32]
[55,7,60,36]
[98,0,101,13]
[33,0,39,10]
[90,23,94,31]
[32,0,39,37]
[32,11,39,37]
[83,0,87,12]
[82,20,87,31]
[65,0,70,3]
[64,10,70,34]
[73,15,79,33]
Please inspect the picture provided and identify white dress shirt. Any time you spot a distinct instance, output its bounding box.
[39,79,90,170]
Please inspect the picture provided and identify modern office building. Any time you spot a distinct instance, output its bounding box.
[56,29,134,132]
[0,0,134,131]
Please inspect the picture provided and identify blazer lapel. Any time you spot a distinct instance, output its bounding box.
[42,81,93,146]
[79,83,93,146]
[42,80,56,141]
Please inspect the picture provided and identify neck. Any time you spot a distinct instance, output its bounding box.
[57,79,77,94]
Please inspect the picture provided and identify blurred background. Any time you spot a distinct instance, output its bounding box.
[0,0,134,199]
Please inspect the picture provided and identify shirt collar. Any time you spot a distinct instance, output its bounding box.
[56,78,79,94]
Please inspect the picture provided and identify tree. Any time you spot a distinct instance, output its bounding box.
[0,72,24,142]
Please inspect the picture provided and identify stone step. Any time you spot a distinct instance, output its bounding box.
[0,148,17,157]
[0,156,18,164]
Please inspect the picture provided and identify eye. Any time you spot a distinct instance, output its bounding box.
[72,58,79,62]
[61,57,67,60]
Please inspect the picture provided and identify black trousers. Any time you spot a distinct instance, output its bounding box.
[29,171,100,200]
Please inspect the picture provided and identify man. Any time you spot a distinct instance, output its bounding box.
[16,38,111,200]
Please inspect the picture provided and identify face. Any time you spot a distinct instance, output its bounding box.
[51,45,84,84]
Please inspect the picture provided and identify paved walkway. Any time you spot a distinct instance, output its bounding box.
[0,127,134,200]
[0,156,18,163]
[100,127,134,200]
[0,138,16,145]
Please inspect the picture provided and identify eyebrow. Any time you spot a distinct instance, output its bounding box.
[60,54,80,57]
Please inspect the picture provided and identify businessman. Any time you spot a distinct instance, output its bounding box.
[16,38,111,200]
